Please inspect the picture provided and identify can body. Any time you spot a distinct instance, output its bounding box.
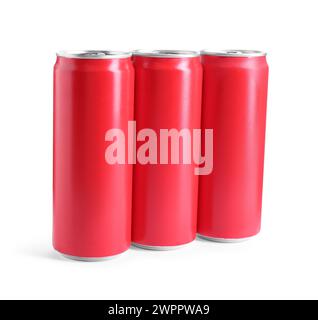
[198,50,269,240]
[53,51,134,258]
[132,51,202,248]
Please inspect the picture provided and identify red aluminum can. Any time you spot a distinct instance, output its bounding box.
[53,50,134,260]
[132,50,202,249]
[198,50,269,242]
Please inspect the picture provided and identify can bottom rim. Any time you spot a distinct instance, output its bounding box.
[132,241,193,251]
[197,233,257,243]
[55,249,124,262]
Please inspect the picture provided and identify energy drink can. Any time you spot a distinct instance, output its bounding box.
[198,50,269,242]
[53,50,134,260]
[132,50,202,249]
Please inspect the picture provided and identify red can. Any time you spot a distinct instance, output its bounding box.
[132,50,202,249]
[198,50,269,241]
[53,50,134,260]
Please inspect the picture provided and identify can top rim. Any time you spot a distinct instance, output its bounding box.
[57,50,132,59]
[200,49,266,57]
[133,50,200,58]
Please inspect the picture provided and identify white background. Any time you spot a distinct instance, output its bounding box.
[0,0,317,300]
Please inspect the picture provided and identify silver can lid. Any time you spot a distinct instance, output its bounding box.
[200,49,266,57]
[133,50,199,58]
[57,50,131,59]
